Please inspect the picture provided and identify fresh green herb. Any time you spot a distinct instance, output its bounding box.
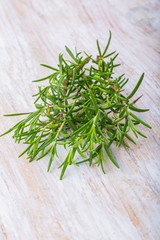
[0,32,151,179]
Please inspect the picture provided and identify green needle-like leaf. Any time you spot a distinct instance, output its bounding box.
[128,73,144,99]
[96,40,102,56]
[89,89,99,111]
[60,161,68,180]
[130,112,151,129]
[32,74,54,82]
[102,30,111,57]
[129,105,149,112]
[3,112,33,116]
[40,64,58,71]
[104,144,119,168]
[65,46,77,63]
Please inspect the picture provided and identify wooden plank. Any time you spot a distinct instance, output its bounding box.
[0,0,159,239]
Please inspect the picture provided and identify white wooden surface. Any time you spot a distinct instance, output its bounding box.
[0,0,160,239]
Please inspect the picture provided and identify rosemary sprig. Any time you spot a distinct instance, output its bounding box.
[0,32,151,179]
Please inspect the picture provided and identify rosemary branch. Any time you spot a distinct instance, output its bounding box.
[0,31,151,179]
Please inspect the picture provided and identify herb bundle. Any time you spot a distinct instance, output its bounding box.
[0,32,151,179]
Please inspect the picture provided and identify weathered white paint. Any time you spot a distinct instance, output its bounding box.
[0,0,160,239]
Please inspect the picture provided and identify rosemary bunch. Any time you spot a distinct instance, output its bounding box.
[0,32,151,179]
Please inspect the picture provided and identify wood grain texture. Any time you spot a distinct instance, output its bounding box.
[0,0,160,239]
